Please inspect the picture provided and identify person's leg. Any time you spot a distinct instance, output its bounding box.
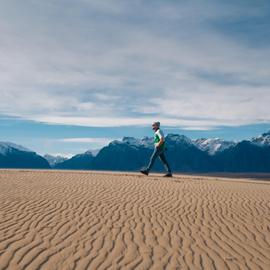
[146,147,159,172]
[159,151,172,174]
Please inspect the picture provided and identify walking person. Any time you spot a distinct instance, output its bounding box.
[140,121,172,177]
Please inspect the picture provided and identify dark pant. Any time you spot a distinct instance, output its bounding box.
[146,147,172,173]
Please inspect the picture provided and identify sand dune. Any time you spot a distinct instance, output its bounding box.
[0,170,270,270]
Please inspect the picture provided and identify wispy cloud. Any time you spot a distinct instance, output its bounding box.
[181,127,218,131]
[59,137,116,144]
[0,0,269,130]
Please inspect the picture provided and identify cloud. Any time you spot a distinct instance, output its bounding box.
[0,0,269,129]
[57,136,117,151]
[181,126,218,131]
[59,137,116,144]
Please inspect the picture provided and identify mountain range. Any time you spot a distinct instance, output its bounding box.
[0,130,270,172]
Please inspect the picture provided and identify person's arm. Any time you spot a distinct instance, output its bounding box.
[157,137,164,148]
[156,130,164,148]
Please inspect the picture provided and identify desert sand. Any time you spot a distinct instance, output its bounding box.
[0,170,270,270]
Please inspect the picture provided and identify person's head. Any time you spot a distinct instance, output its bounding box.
[152,121,160,131]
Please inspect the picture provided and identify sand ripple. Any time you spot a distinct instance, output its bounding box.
[0,170,270,270]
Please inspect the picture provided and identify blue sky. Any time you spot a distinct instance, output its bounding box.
[0,0,270,156]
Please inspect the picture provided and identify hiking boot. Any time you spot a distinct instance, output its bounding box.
[163,173,173,177]
[140,169,149,176]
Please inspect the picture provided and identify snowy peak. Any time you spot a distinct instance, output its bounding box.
[0,142,50,169]
[112,134,193,149]
[141,136,153,148]
[166,134,193,145]
[122,137,141,145]
[193,138,236,155]
[71,150,94,159]
[43,154,68,167]
[122,136,153,147]
[0,141,33,155]
[251,131,270,147]
[89,149,100,157]
[84,150,94,155]
[110,136,153,148]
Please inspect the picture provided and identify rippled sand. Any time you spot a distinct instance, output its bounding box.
[0,170,270,270]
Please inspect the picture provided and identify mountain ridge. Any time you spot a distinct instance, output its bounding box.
[51,131,270,172]
[1,131,270,172]
[0,141,50,169]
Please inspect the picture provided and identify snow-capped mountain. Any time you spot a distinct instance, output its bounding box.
[121,134,193,148]
[43,154,68,167]
[90,149,101,157]
[0,141,33,155]
[122,136,153,148]
[251,131,270,147]
[122,137,142,146]
[2,130,270,172]
[110,136,153,149]
[0,142,50,169]
[120,135,236,155]
[193,138,236,155]
[166,134,193,146]
[141,136,154,148]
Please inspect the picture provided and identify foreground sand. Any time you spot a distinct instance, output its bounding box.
[0,170,270,270]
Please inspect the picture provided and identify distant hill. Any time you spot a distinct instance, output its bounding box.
[0,142,50,169]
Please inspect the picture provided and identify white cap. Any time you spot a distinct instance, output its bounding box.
[152,121,160,127]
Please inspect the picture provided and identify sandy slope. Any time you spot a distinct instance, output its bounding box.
[0,170,270,270]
